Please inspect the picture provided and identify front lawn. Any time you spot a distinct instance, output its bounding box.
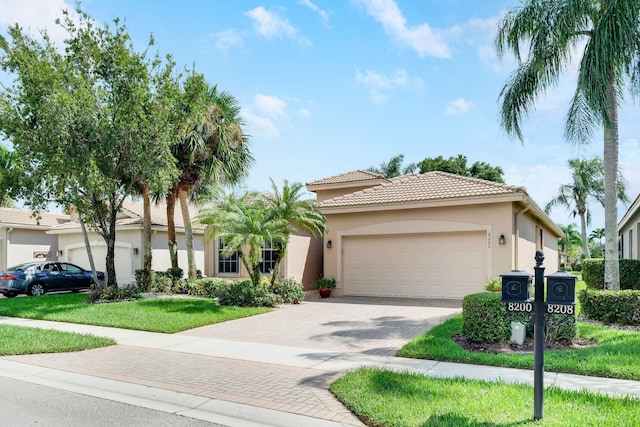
[0,294,271,333]
[398,315,640,380]
[330,368,640,427]
[0,324,115,355]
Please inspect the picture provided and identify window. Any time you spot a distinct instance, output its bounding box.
[260,243,278,274]
[217,240,239,274]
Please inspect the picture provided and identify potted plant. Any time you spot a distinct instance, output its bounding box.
[313,277,336,298]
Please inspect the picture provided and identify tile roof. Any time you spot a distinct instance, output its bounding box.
[0,208,69,228]
[319,171,525,208]
[306,170,386,186]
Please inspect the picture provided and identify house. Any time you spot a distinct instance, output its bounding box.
[47,200,206,285]
[306,170,563,299]
[0,208,69,270]
[618,193,640,259]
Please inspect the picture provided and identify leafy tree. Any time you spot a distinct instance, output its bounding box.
[264,179,327,286]
[0,8,178,286]
[495,1,640,290]
[558,223,583,269]
[169,76,253,277]
[0,145,19,207]
[417,155,505,183]
[368,154,417,178]
[545,158,626,259]
[197,191,287,287]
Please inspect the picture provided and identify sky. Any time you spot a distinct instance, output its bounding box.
[1,0,639,234]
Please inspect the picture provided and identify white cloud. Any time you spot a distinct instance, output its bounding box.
[210,28,245,52]
[254,94,288,119]
[299,0,331,25]
[242,107,280,139]
[355,68,424,103]
[296,108,312,118]
[353,0,450,58]
[0,0,78,46]
[242,94,295,139]
[245,6,295,39]
[445,98,474,115]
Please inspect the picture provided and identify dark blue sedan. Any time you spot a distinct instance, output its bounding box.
[0,261,104,297]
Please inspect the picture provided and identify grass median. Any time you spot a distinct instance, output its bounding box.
[0,324,115,355]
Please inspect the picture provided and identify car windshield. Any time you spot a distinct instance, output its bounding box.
[6,263,40,272]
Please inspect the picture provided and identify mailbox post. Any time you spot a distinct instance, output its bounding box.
[533,250,545,420]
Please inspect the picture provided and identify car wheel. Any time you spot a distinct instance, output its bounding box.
[27,282,46,297]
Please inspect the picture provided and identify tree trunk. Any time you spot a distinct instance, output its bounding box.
[579,210,590,259]
[178,186,197,278]
[166,189,179,269]
[105,206,118,287]
[142,185,152,291]
[79,213,101,286]
[603,78,620,290]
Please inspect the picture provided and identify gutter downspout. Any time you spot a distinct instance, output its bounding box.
[514,206,530,270]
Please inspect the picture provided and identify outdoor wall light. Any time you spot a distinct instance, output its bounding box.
[326,240,332,249]
[56,250,63,256]
[499,234,506,245]
[133,248,139,255]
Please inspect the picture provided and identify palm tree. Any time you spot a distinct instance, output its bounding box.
[545,158,626,259]
[558,223,582,269]
[197,191,287,287]
[169,76,253,277]
[589,227,606,255]
[264,179,328,286]
[368,154,417,178]
[495,1,640,290]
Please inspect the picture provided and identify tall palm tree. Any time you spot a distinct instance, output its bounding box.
[264,179,328,286]
[495,1,640,290]
[545,158,626,259]
[589,227,606,255]
[169,76,254,277]
[197,191,287,287]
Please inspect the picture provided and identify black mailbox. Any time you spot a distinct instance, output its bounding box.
[546,271,577,304]
[501,270,533,303]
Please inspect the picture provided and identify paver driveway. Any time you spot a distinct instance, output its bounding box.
[180,294,462,356]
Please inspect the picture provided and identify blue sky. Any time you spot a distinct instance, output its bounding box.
[1,0,640,234]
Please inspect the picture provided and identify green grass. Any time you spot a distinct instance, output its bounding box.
[0,294,271,333]
[0,324,115,355]
[398,315,640,380]
[330,368,640,427]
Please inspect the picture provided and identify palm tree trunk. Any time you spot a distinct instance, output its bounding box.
[603,78,620,290]
[579,211,590,259]
[142,185,152,291]
[178,186,197,278]
[166,188,178,269]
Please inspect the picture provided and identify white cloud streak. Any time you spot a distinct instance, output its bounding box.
[299,0,331,25]
[355,68,424,103]
[245,6,296,39]
[445,98,474,115]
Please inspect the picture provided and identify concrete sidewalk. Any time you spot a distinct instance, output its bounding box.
[1,315,640,426]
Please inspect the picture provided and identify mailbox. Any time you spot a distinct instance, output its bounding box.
[546,270,577,304]
[501,270,533,303]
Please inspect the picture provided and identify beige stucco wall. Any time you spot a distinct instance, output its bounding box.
[513,207,559,275]
[1,227,59,269]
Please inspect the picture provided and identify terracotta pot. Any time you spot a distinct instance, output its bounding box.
[319,288,332,298]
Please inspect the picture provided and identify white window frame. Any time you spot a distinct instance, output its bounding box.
[216,239,239,275]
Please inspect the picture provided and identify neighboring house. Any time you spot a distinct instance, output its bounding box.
[618,193,640,259]
[48,200,205,285]
[0,208,69,271]
[201,227,323,288]
[307,170,563,299]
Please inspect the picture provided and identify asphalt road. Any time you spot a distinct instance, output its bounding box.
[0,377,226,427]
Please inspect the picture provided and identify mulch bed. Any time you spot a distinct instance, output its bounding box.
[452,335,597,354]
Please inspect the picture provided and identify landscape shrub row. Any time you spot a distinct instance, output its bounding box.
[579,289,640,326]
[582,259,640,290]
[462,292,576,344]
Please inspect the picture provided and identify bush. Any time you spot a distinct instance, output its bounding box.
[484,277,501,292]
[313,277,336,289]
[186,278,233,298]
[544,314,576,344]
[272,278,305,304]
[85,284,141,304]
[462,292,509,343]
[582,259,640,290]
[217,279,281,307]
[579,289,640,326]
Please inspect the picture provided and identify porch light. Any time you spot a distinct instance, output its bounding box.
[499,234,506,245]
[326,240,332,249]
[56,250,63,256]
[133,248,139,255]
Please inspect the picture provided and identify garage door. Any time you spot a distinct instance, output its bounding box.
[68,245,133,286]
[342,231,487,298]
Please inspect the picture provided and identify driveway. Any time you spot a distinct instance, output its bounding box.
[180,294,462,356]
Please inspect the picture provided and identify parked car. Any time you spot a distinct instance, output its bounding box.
[0,261,104,298]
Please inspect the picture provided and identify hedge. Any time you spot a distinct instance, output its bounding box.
[582,259,640,290]
[579,289,640,326]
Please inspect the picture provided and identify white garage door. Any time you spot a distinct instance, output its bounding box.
[68,245,133,286]
[342,231,487,298]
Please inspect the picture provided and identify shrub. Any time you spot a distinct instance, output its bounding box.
[186,278,233,298]
[217,279,281,307]
[484,277,501,292]
[544,314,577,344]
[166,267,184,280]
[313,277,336,289]
[272,278,305,304]
[462,292,509,343]
[579,289,640,326]
[85,284,141,304]
[582,259,640,290]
